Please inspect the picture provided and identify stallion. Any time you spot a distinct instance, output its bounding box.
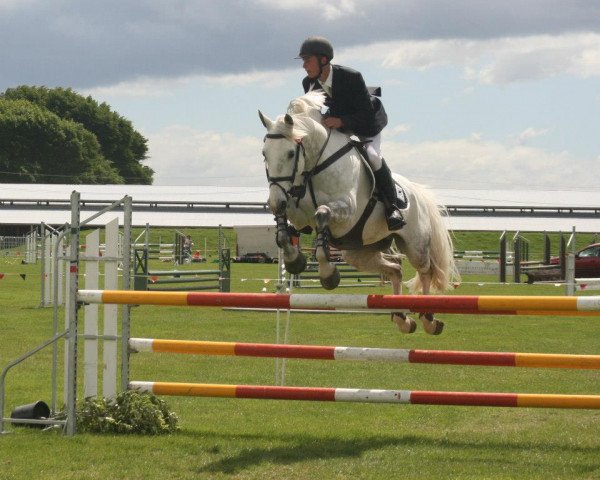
[259,91,459,334]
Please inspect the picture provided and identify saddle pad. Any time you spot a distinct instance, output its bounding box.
[395,182,408,210]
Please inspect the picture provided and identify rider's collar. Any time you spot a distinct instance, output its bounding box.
[319,65,333,94]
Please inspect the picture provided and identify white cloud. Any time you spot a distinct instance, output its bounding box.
[145,124,594,192]
[344,33,600,85]
[83,69,292,98]
[384,123,410,137]
[83,76,188,98]
[516,127,550,145]
[145,126,264,186]
[200,70,292,88]
[382,136,590,190]
[472,34,600,84]
[256,0,362,20]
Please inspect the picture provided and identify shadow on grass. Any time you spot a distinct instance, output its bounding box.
[183,430,600,475]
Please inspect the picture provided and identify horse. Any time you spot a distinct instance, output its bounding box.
[258,91,459,334]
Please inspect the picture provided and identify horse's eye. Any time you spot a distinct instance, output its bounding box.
[287,150,295,159]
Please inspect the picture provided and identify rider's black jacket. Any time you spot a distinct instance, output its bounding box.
[302,64,388,138]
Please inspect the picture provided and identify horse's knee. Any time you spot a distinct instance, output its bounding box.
[315,206,332,230]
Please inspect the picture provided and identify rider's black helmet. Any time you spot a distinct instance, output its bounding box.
[296,36,334,62]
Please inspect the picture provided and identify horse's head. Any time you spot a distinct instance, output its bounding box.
[258,111,306,215]
[259,93,329,216]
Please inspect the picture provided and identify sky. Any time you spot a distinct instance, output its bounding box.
[0,0,598,192]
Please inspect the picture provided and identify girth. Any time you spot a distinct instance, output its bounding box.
[327,196,393,251]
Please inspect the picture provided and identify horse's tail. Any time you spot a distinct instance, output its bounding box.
[405,183,460,294]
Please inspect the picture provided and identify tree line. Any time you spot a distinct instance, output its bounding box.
[0,86,153,184]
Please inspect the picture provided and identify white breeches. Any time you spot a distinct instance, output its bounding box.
[359,133,383,171]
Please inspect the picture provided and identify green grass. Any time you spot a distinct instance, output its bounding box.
[1,241,600,479]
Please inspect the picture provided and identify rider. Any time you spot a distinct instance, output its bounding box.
[297,36,405,231]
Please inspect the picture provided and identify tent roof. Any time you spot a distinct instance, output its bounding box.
[1,184,599,232]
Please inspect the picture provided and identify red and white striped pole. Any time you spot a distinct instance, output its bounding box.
[79,290,600,316]
[129,338,600,370]
[129,381,600,410]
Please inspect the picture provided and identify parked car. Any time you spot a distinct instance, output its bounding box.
[549,243,600,278]
[234,252,275,263]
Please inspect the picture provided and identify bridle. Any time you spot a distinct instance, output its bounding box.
[264,126,356,249]
[263,133,306,203]
[264,128,353,209]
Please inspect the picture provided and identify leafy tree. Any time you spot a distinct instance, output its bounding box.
[0,98,123,183]
[2,86,153,184]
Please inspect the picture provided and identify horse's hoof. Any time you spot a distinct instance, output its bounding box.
[285,252,307,275]
[392,313,416,334]
[420,313,444,335]
[320,267,340,290]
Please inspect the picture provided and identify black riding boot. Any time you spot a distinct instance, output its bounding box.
[373,160,406,231]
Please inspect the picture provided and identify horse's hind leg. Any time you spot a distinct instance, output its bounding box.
[344,248,416,334]
[417,271,444,335]
[390,275,416,334]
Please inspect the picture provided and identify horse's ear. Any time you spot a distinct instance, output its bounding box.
[284,114,294,127]
[258,110,273,130]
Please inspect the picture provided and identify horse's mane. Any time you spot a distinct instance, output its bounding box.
[270,91,327,140]
[286,90,326,117]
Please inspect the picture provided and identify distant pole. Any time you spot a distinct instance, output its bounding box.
[499,232,506,283]
[513,233,521,284]
[543,232,551,265]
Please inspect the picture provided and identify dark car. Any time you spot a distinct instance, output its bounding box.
[234,252,275,263]
[550,243,600,278]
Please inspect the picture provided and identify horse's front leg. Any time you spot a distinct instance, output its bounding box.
[314,205,340,290]
[274,214,307,275]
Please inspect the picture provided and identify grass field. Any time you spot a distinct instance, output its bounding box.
[1,233,600,479]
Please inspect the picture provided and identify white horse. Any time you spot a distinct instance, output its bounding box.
[259,91,459,334]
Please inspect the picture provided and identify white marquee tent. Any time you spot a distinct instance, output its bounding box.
[1,183,599,232]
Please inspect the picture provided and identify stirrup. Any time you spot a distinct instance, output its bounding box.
[386,206,406,231]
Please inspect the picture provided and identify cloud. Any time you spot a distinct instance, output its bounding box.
[384,124,411,137]
[144,122,594,192]
[83,76,191,98]
[83,69,293,98]
[145,126,264,186]
[383,136,593,190]
[472,34,600,84]
[256,0,362,20]
[515,127,550,145]
[348,33,600,84]
[1,1,598,90]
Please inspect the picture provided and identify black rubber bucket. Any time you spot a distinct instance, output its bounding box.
[10,400,51,428]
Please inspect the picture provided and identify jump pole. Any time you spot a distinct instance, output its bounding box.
[129,381,600,410]
[78,290,600,316]
[128,338,600,370]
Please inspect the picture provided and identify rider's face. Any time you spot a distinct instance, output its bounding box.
[302,55,325,80]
